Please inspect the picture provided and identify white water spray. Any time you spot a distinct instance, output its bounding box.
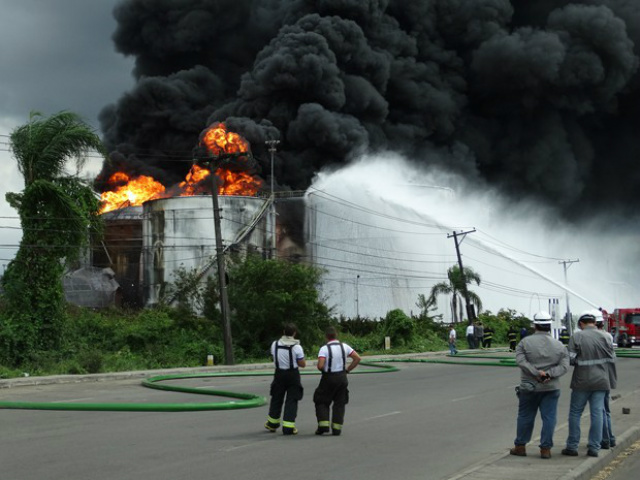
[465,236,598,308]
[306,153,638,320]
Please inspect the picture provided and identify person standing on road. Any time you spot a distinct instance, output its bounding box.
[559,327,570,346]
[475,322,484,349]
[466,322,476,349]
[511,311,569,459]
[483,325,494,349]
[449,325,458,355]
[314,326,361,436]
[595,311,617,450]
[562,311,617,458]
[508,325,518,352]
[264,323,306,435]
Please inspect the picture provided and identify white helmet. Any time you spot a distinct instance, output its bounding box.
[533,311,553,324]
[578,310,597,323]
[593,309,604,323]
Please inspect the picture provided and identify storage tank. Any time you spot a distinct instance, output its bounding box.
[93,206,144,307]
[143,195,271,306]
[305,187,453,319]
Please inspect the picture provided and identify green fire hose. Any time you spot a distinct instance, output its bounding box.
[0,361,398,412]
[2,348,635,412]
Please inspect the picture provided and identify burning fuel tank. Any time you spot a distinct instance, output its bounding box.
[93,206,144,307]
[142,195,271,307]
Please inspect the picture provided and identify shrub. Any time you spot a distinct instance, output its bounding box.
[381,309,415,346]
[227,255,332,357]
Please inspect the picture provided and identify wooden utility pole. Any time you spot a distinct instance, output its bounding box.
[208,160,234,365]
[265,139,280,259]
[448,229,477,324]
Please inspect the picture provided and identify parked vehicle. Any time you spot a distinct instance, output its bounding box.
[606,308,640,348]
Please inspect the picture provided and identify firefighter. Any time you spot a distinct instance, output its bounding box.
[313,326,361,436]
[483,325,494,348]
[559,328,570,346]
[508,325,518,352]
[264,323,306,435]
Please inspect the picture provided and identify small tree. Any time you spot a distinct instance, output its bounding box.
[382,309,415,346]
[428,265,483,323]
[227,255,332,356]
[1,111,105,365]
[162,265,207,317]
[415,293,441,320]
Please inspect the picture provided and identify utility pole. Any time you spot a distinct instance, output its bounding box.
[559,259,579,336]
[447,228,477,324]
[355,274,360,318]
[207,159,234,365]
[265,139,280,259]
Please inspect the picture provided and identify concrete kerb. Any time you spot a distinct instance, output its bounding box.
[0,362,272,389]
[557,424,640,480]
[0,349,445,389]
[444,387,640,480]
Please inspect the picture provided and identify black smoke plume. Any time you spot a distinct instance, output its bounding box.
[98,0,639,217]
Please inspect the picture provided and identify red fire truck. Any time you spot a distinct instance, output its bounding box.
[607,308,640,348]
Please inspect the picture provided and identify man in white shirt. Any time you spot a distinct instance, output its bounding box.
[449,326,458,355]
[313,326,361,436]
[264,323,306,435]
[466,323,475,349]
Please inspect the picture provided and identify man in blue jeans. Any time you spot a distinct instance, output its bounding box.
[596,311,617,449]
[562,311,617,458]
[511,312,569,459]
[448,325,458,355]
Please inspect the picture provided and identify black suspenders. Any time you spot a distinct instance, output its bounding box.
[326,342,346,373]
[274,342,295,370]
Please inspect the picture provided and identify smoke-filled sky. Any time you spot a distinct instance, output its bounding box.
[1,0,639,268]
[98,0,640,222]
[0,0,134,266]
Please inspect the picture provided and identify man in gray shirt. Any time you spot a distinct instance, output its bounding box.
[596,311,616,449]
[511,312,569,459]
[562,311,617,458]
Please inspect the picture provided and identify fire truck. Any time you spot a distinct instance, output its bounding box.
[606,308,640,348]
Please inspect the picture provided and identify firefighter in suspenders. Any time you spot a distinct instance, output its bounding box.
[264,323,306,435]
[313,326,361,436]
[483,325,494,349]
[559,328,570,346]
[508,325,518,352]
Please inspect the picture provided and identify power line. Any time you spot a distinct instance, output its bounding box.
[475,228,564,262]
[309,188,447,230]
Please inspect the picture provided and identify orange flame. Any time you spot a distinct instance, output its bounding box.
[175,165,262,196]
[177,164,211,196]
[201,122,249,155]
[99,123,263,213]
[100,172,166,213]
[215,168,262,195]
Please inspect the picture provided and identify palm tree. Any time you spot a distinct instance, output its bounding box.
[428,265,483,323]
[2,111,106,362]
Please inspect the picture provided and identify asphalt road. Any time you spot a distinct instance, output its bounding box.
[590,439,640,480]
[1,357,639,480]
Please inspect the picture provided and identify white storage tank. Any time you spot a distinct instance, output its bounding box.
[142,195,271,306]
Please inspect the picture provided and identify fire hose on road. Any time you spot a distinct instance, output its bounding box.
[0,362,398,412]
[2,348,636,412]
